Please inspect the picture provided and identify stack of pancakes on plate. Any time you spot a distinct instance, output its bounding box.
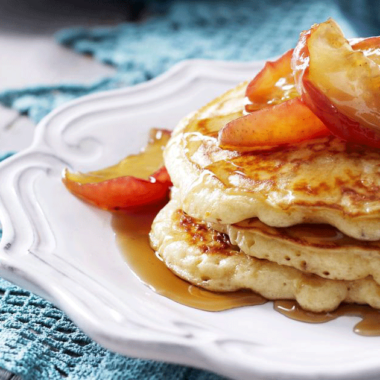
[149,82,380,313]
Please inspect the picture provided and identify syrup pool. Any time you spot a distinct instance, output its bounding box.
[112,206,380,336]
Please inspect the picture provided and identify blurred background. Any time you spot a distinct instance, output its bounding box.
[1,0,379,128]
[0,0,379,151]
[0,1,379,379]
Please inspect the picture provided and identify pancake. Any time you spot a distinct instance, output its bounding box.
[150,199,380,313]
[210,218,380,285]
[165,82,380,241]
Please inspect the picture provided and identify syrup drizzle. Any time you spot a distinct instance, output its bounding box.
[112,207,380,336]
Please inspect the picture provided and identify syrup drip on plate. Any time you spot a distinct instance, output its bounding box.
[274,300,380,336]
[112,208,266,311]
[112,206,380,336]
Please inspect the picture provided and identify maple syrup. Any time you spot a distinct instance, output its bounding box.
[274,300,380,336]
[111,207,266,311]
[112,207,380,336]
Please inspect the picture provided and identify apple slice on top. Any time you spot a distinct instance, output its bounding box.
[219,20,380,152]
[350,37,380,65]
[245,49,298,112]
[293,19,380,149]
[63,128,172,212]
[219,97,329,152]
[219,50,329,151]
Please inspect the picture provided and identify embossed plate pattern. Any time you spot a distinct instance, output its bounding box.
[0,60,380,380]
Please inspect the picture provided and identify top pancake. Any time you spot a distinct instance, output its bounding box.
[165,82,380,241]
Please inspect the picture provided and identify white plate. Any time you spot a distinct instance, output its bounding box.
[0,59,380,380]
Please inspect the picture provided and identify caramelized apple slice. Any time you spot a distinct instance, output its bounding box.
[293,19,380,149]
[221,50,329,151]
[246,36,380,113]
[219,98,329,151]
[222,47,329,151]
[63,129,172,211]
[351,37,380,65]
[245,49,298,112]
[222,31,380,152]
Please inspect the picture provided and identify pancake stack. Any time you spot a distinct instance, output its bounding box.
[149,82,380,313]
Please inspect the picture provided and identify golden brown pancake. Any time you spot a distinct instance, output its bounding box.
[165,82,380,240]
[150,200,380,313]
[210,217,380,285]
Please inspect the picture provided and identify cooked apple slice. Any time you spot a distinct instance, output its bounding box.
[220,30,380,151]
[219,98,329,151]
[293,19,380,149]
[63,129,172,211]
[221,47,329,151]
[351,37,380,65]
[220,50,329,151]
[246,36,380,113]
[245,49,298,112]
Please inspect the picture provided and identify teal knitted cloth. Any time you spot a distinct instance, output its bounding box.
[0,0,372,379]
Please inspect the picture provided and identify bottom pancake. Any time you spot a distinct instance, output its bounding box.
[150,200,380,313]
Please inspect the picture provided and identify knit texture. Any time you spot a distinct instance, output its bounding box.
[0,0,374,378]
[0,284,222,380]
